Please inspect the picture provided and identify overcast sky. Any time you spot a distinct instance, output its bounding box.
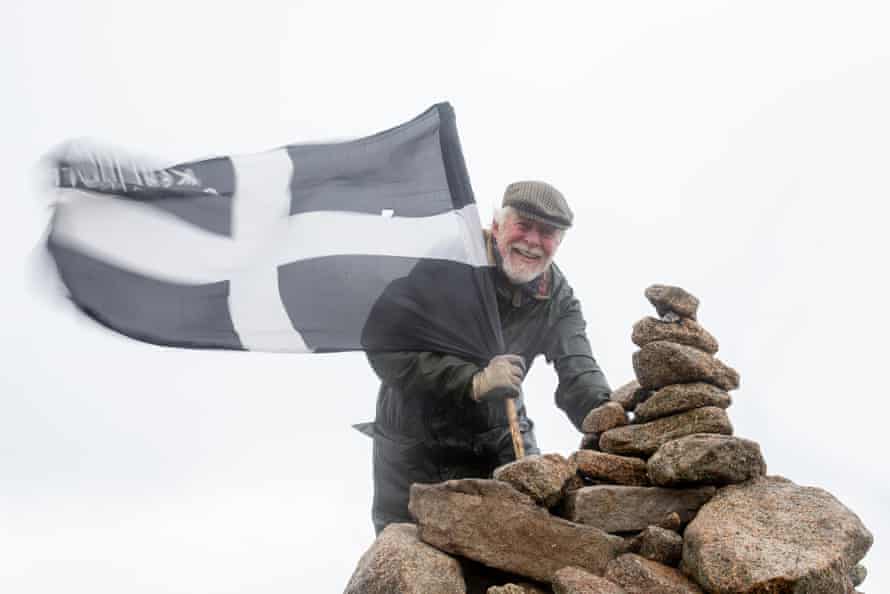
[3,1,888,592]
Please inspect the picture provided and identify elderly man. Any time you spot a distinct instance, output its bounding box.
[366,180,611,534]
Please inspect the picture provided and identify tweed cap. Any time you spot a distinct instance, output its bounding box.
[502,180,573,229]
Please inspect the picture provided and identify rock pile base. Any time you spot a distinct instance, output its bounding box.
[345,285,873,593]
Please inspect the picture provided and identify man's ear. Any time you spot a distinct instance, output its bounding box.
[491,219,500,234]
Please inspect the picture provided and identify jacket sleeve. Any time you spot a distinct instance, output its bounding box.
[545,292,612,431]
[366,351,481,403]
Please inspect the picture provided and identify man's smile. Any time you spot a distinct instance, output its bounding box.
[512,245,543,261]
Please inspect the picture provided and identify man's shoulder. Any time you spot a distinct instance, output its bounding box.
[549,260,571,291]
[546,261,580,310]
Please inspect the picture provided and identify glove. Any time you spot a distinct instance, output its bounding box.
[470,354,526,402]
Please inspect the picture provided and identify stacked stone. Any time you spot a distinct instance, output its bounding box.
[584,284,762,490]
[559,284,870,593]
[534,285,761,591]
[345,285,873,594]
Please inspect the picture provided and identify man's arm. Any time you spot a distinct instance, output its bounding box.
[367,351,526,403]
[546,294,612,431]
[366,351,480,402]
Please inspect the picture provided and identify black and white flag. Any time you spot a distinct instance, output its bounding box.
[44,103,504,364]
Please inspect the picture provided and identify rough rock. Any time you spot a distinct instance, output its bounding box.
[570,450,649,486]
[644,285,700,320]
[344,523,466,594]
[553,566,627,594]
[493,454,577,508]
[682,475,874,594]
[606,554,703,593]
[565,473,587,493]
[631,317,718,354]
[463,559,549,594]
[582,402,629,434]
[657,512,682,532]
[633,341,739,391]
[610,380,649,411]
[634,383,731,424]
[561,485,715,533]
[600,407,733,458]
[647,434,766,487]
[410,479,624,583]
[636,526,683,566]
[850,563,867,587]
[487,583,551,594]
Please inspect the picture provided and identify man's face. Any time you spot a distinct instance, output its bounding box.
[493,210,562,284]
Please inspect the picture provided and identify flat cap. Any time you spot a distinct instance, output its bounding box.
[502,180,573,229]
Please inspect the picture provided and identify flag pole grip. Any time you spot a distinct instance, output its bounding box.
[505,396,525,460]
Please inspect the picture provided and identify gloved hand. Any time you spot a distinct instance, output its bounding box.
[470,354,526,402]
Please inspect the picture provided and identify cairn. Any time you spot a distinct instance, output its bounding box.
[345,285,873,594]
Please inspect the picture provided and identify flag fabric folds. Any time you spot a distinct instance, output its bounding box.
[45,103,504,364]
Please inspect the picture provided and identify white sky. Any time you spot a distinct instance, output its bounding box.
[3,1,888,592]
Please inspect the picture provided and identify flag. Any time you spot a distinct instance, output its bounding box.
[44,103,504,364]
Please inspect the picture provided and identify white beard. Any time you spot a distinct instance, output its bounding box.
[497,240,552,284]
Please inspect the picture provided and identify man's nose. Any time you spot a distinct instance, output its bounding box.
[524,227,541,245]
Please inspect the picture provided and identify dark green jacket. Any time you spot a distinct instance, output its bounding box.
[367,254,611,461]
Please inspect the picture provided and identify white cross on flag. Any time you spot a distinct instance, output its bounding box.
[43,103,504,364]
